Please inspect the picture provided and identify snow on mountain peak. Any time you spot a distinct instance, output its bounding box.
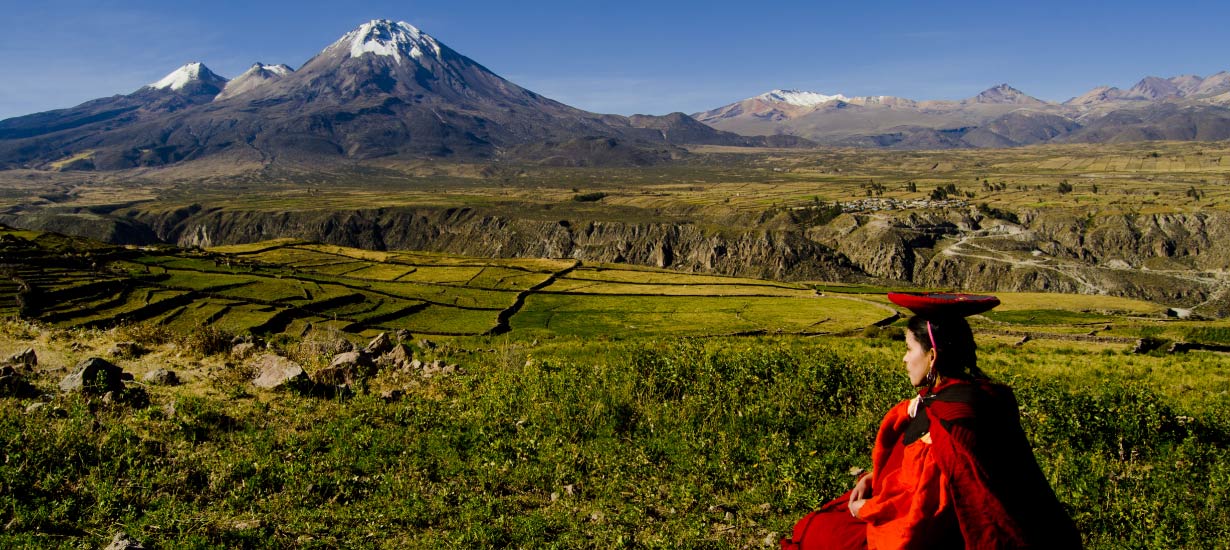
[148,62,221,91]
[334,19,442,64]
[757,89,849,106]
[260,63,292,76]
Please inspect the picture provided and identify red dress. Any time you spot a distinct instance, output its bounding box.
[782,379,1081,549]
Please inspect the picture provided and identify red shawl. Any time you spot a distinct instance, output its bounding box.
[866,379,1082,549]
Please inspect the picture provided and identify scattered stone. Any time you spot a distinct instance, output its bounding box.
[4,347,37,370]
[143,368,180,386]
[59,357,126,394]
[313,351,376,386]
[417,338,437,350]
[107,342,146,359]
[25,401,47,414]
[405,359,424,372]
[394,329,413,342]
[0,365,37,397]
[250,354,310,391]
[380,389,404,402]
[230,342,258,360]
[104,532,146,550]
[377,344,414,369]
[1014,335,1031,347]
[364,332,393,356]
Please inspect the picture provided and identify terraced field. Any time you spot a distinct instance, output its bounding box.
[6,227,1218,346]
[0,230,898,339]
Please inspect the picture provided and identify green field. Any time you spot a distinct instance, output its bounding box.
[3,228,1230,548]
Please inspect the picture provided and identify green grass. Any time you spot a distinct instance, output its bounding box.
[1,335,1227,548]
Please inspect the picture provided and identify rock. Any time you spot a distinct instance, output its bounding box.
[4,347,37,369]
[1166,307,1194,319]
[394,329,413,342]
[250,354,309,391]
[417,339,437,350]
[405,359,424,372]
[377,344,414,369]
[313,351,376,386]
[312,354,378,388]
[142,368,180,386]
[364,332,393,356]
[107,342,146,359]
[1014,335,1031,346]
[380,389,404,402]
[59,357,126,394]
[0,365,37,398]
[104,531,147,550]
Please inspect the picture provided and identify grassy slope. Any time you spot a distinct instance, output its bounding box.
[1,327,1227,549]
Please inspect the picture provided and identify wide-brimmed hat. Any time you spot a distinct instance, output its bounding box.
[887,292,1000,317]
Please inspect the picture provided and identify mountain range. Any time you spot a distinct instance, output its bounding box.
[0,20,798,171]
[693,75,1230,148]
[3,20,1230,171]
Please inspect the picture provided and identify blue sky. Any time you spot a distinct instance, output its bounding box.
[2,0,1229,120]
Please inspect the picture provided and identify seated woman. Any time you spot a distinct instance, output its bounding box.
[782,293,1081,549]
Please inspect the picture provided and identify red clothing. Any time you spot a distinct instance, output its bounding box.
[783,379,1081,549]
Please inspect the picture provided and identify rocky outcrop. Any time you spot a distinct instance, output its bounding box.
[6,201,1230,313]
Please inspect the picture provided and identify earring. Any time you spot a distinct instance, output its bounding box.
[924,368,936,388]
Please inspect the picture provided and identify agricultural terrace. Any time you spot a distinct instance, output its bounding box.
[1,231,894,339]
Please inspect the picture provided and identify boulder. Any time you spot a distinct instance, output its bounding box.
[313,351,376,386]
[59,357,127,394]
[364,332,393,356]
[377,343,414,369]
[0,365,37,398]
[4,347,37,370]
[142,368,180,386]
[250,354,309,391]
[104,531,147,550]
[380,389,404,402]
[394,329,413,342]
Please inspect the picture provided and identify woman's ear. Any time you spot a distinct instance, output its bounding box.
[927,348,937,368]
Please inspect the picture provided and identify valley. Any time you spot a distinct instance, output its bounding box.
[5,141,1230,316]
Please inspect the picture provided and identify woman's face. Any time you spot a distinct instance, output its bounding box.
[903,329,935,387]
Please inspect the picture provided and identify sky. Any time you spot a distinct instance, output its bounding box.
[2,0,1230,121]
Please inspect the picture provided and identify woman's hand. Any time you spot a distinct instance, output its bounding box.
[850,473,873,501]
[849,498,867,518]
[848,473,872,518]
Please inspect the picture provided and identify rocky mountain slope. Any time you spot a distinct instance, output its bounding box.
[0,20,795,171]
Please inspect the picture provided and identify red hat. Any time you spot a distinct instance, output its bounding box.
[887,292,1000,317]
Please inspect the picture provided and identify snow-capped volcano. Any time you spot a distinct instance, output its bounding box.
[328,19,443,64]
[215,63,294,101]
[757,89,850,106]
[145,62,228,92]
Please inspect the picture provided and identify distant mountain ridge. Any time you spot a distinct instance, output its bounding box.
[0,19,796,171]
[694,74,1230,149]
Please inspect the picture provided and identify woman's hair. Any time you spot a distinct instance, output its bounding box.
[906,315,988,380]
